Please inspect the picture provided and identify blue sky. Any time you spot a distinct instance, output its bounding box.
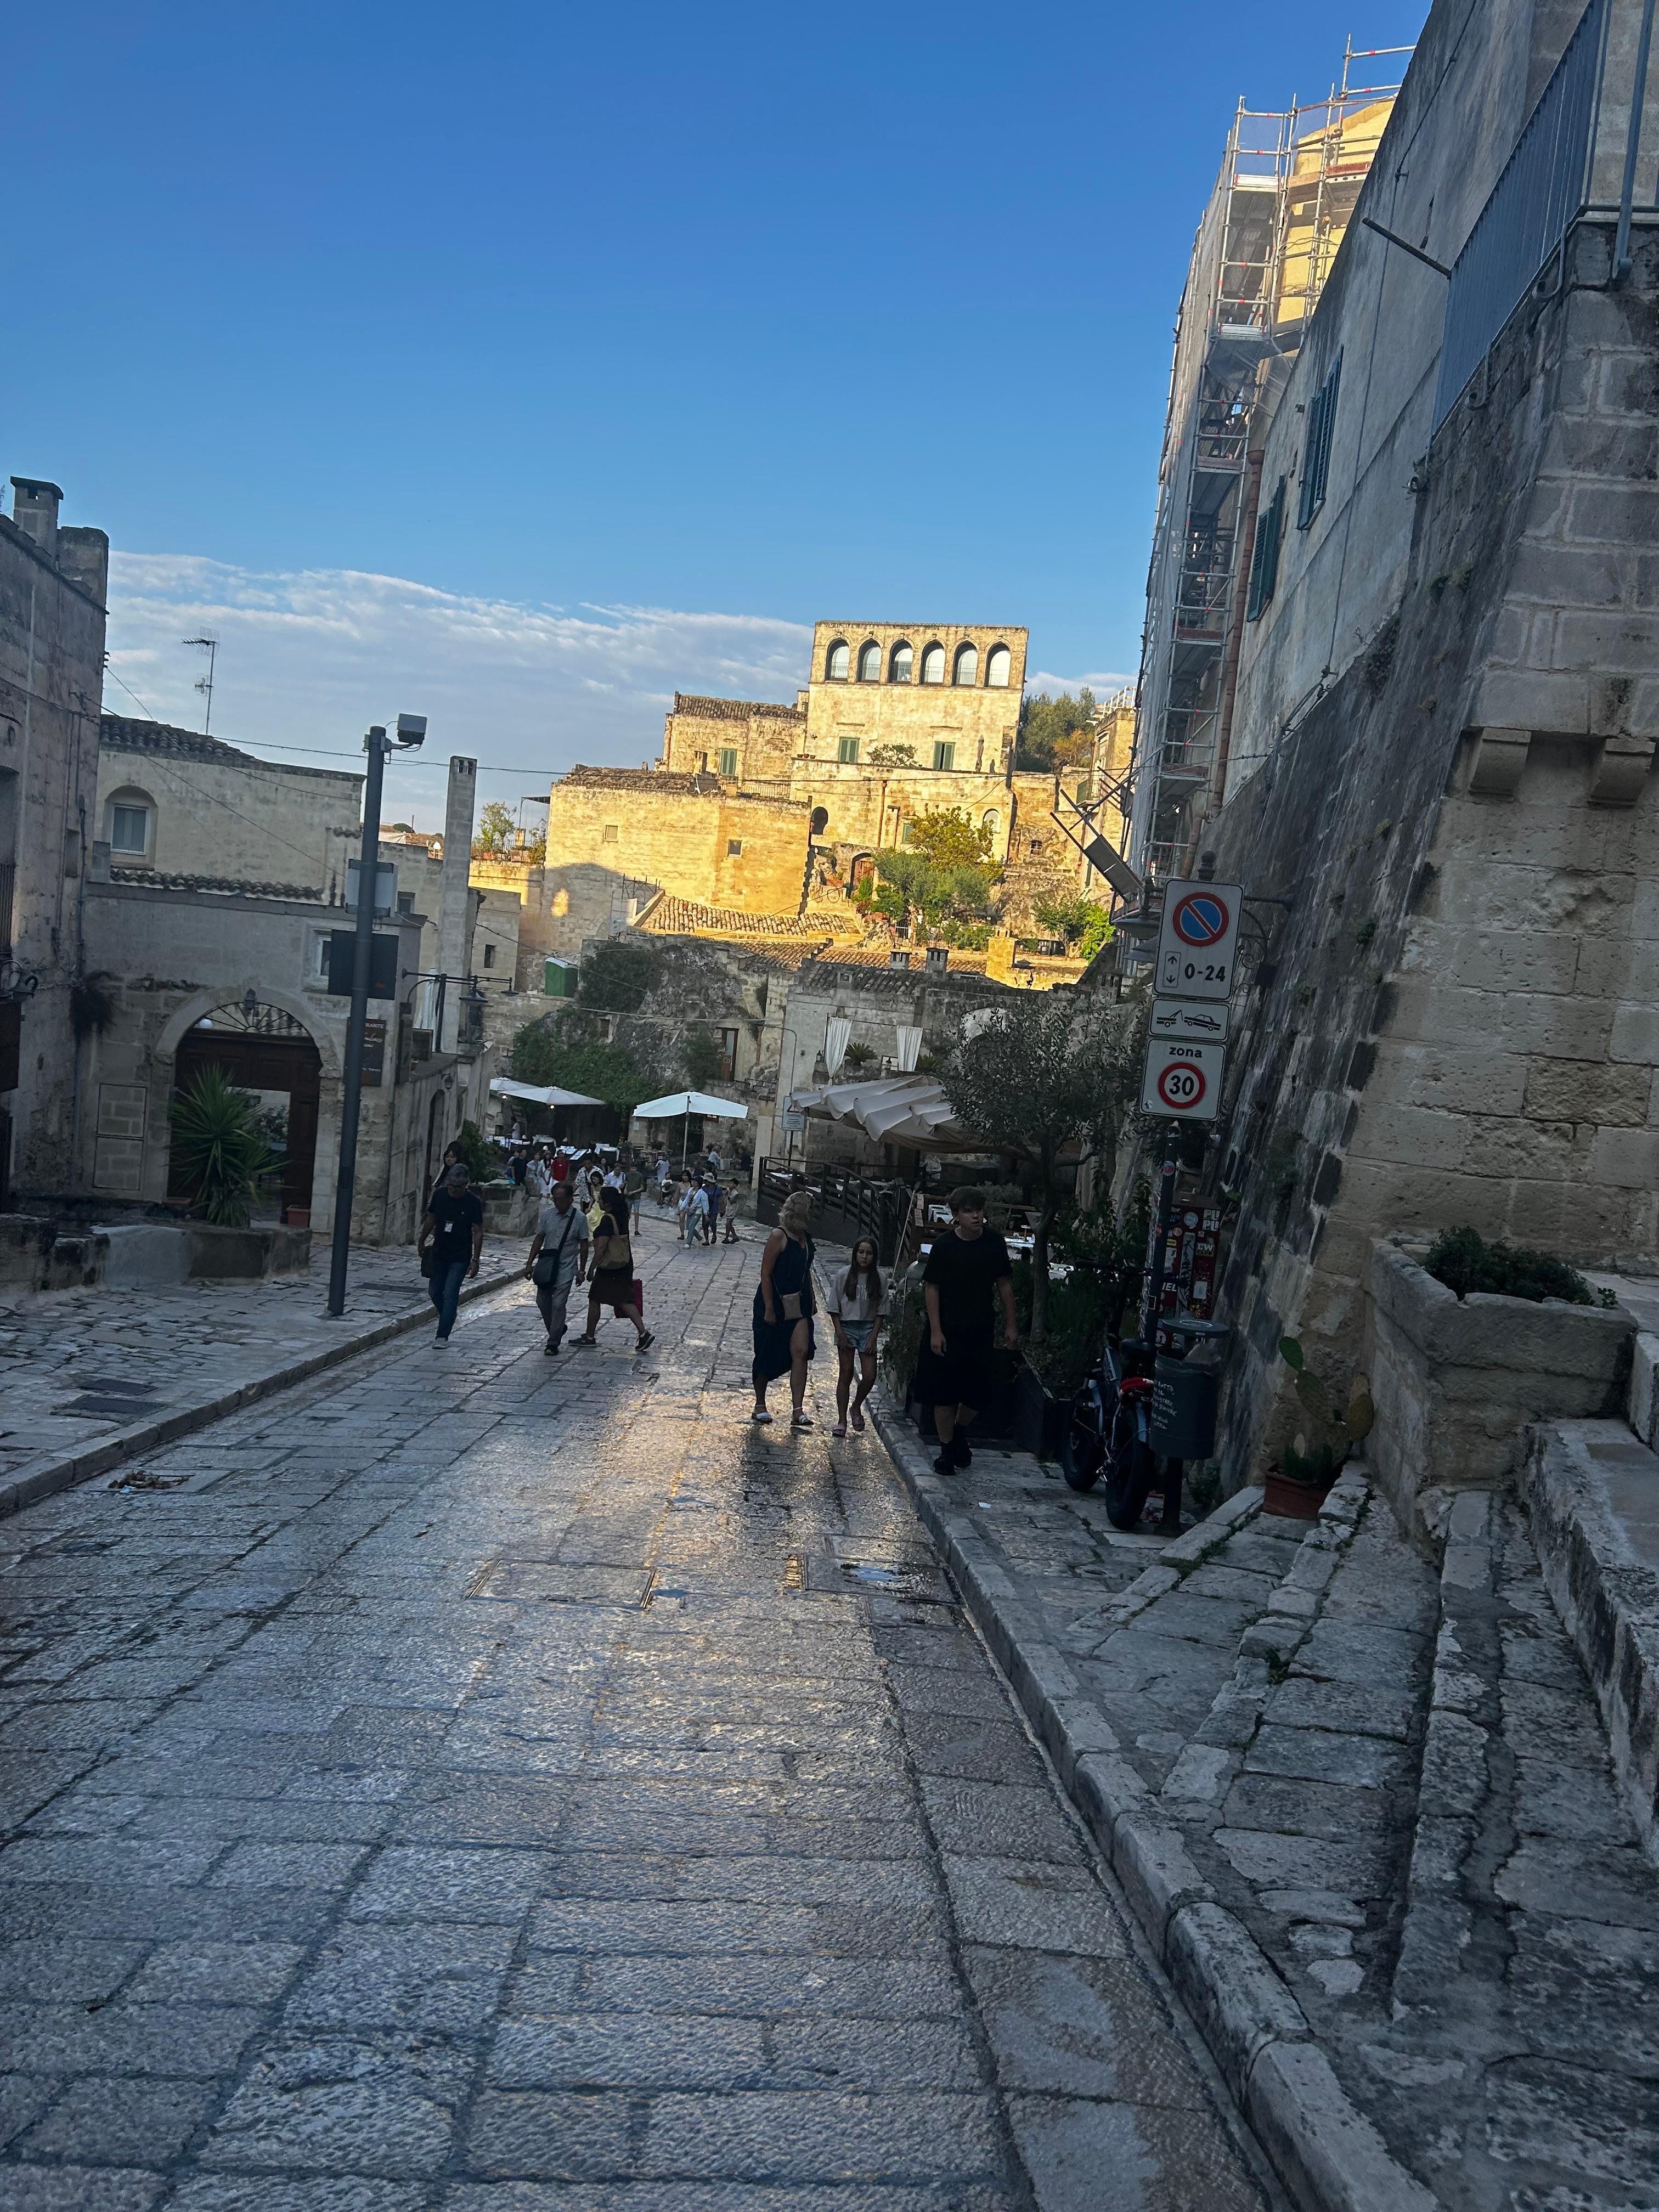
[12,0,1424,828]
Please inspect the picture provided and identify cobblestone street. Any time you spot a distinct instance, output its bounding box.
[0,1214,1274,2210]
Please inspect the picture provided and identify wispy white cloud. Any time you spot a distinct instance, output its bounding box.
[104,553,815,830]
[1024,667,1135,701]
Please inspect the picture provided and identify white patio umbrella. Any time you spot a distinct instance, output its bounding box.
[631,1089,748,1166]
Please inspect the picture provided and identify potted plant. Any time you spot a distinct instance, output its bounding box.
[168,1066,280,1228]
[1266,1336,1373,1516]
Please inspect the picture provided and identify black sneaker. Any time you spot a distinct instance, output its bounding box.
[951,1434,973,1468]
[933,1449,957,1477]
[544,1340,561,1356]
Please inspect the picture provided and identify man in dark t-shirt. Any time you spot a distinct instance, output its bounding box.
[919,1184,1018,1476]
[419,1163,485,1344]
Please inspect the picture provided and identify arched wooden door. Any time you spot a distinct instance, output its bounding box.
[171,1002,323,1220]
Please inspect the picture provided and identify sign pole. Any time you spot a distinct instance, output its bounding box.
[1141,1158,1177,1341]
[328,727,389,1318]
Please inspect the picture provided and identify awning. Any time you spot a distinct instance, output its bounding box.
[631,1090,751,1120]
[490,1077,604,1108]
[797,1075,969,1150]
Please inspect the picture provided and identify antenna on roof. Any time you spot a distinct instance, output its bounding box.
[183,636,218,734]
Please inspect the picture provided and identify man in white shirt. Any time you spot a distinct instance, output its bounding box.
[524,1181,590,1355]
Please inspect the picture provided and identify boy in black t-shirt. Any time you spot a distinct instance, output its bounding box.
[418,1163,486,1344]
[917,1185,1018,1476]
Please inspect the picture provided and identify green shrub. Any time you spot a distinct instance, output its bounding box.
[1424,1224,1615,1307]
[452,1120,494,1184]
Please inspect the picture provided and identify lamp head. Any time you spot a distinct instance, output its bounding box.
[395,713,427,750]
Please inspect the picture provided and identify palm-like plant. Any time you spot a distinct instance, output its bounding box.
[169,1065,280,1227]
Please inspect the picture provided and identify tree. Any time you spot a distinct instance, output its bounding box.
[945,993,1139,1342]
[472,800,516,857]
[1016,689,1097,772]
[168,1065,280,1227]
[907,808,994,870]
[511,1021,664,1118]
[680,1029,727,1087]
[578,940,659,1012]
[1035,894,1114,961]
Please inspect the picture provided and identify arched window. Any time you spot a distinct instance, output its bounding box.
[986,644,1011,689]
[889,641,913,684]
[920,642,945,685]
[981,809,1000,842]
[826,639,850,681]
[857,640,881,682]
[809,804,830,836]
[953,642,979,686]
[105,785,156,860]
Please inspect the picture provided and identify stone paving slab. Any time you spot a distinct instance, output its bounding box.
[0,1242,530,1517]
[0,1215,1279,2209]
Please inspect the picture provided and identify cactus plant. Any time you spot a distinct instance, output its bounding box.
[1278,1336,1374,1485]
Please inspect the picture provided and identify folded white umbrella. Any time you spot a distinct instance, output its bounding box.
[489,1076,604,1108]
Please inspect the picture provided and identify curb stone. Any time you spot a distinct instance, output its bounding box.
[868,1385,1443,2212]
[0,1260,527,1519]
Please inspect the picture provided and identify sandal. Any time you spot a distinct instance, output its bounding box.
[832,1420,848,1438]
[573,1334,597,1346]
[791,1413,814,1430]
[751,1409,774,1424]
[850,1406,866,1432]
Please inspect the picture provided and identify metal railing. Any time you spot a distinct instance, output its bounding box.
[755,1160,909,1265]
[1434,0,1610,427]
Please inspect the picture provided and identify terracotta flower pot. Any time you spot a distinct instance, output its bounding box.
[284,1207,311,1229]
[1263,1466,1331,1519]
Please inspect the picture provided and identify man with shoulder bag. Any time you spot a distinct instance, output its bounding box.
[524,1178,590,1356]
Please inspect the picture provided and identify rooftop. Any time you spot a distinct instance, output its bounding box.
[635,894,853,941]
[672,694,805,723]
[100,715,362,785]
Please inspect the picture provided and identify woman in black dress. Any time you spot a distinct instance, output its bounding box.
[573,1187,654,1352]
[751,1190,816,1426]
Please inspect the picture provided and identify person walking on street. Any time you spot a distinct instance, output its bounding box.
[685,1176,710,1248]
[721,1180,740,1243]
[419,1161,484,1345]
[914,1184,1017,1475]
[751,1190,816,1426]
[524,1177,589,1355]
[830,1234,888,1436]
[573,1187,654,1352]
[701,1173,721,1245]
[654,1153,670,1203]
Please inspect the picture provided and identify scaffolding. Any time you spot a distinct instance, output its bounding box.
[1125,43,1410,884]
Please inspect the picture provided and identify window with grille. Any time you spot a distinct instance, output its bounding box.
[1297,353,1341,529]
[933,741,955,771]
[837,735,860,764]
[602,823,619,843]
[857,641,882,681]
[717,747,738,777]
[727,839,743,856]
[1246,477,1287,620]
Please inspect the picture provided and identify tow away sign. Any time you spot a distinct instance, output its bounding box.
[1155,879,1242,1002]
[1150,996,1230,1044]
[1140,1038,1226,1120]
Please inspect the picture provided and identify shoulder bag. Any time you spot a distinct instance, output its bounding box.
[532,1206,579,1287]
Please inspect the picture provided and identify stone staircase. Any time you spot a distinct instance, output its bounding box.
[867,1399,1659,2211]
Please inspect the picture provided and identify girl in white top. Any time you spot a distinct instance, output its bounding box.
[830,1235,888,1437]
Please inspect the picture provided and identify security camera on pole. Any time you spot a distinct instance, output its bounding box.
[328,714,426,1318]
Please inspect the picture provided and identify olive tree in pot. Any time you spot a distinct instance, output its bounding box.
[168,1065,280,1228]
[1269,1335,1374,1514]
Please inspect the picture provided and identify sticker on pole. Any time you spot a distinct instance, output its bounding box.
[1155,878,1242,1001]
[1140,1039,1226,1120]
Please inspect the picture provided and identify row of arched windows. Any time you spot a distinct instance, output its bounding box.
[825,637,1012,689]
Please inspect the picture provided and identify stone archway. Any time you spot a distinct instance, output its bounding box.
[170,998,324,1221]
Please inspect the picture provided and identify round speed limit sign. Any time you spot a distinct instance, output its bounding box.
[1140,1038,1225,1121]
[1156,1061,1207,1111]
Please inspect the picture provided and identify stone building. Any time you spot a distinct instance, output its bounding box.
[0,477,109,1206]
[540,766,811,955]
[659,621,1031,860]
[95,716,363,900]
[1132,0,1659,1483]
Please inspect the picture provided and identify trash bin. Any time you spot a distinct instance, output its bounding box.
[1150,1353,1220,1459]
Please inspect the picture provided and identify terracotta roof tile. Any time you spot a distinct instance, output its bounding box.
[672,693,805,723]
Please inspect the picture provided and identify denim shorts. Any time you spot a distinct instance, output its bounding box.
[838,1317,877,1355]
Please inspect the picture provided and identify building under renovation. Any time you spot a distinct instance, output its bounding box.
[1127,48,1407,877]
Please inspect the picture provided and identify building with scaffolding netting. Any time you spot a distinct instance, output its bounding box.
[1125,44,1409,883]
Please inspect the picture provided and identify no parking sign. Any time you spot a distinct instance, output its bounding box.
[1154,878,1242,1002]
[1139,1039,1226,1121]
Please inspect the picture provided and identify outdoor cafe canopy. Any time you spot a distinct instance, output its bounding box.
[489,1077,604,1109]
[631,1091,749,1120]
[792,1075,968,1150]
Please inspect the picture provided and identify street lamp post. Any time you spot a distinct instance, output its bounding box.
[328,715,426,1317]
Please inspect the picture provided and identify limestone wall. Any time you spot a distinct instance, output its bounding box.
[1,487,109,1201]
[98,718,362,899]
